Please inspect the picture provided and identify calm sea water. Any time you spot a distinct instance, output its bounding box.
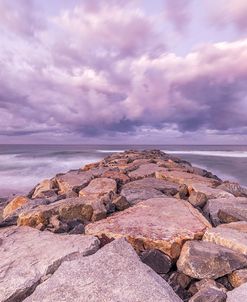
[0,144,246,197]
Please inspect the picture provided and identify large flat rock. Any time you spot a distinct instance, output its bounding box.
[24,238,183,302]
[203,222,247,255]
[0,226,99,302]
[203,197,247,226]
[85,197,211,259]
[177,240,247,279]
[226,282,247,302]
[188,183,233,199]
[156,170,220,187]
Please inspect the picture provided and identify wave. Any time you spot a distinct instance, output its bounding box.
[96,149,125,153]
[162,150,247,158]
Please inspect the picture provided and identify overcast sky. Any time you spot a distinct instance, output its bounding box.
[1,0,247,144]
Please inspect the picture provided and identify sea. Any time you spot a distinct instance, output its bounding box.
[0,144,246,197]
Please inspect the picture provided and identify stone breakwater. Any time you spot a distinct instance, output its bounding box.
[0,150,247,302]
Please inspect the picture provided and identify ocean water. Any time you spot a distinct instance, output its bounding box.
[0,144,246,197]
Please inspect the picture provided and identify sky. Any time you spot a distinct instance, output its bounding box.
[0,0,247,145]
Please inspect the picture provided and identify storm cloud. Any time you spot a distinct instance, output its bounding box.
[0,0,246,144]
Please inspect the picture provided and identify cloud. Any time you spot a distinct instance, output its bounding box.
[163,0,192,33]
[0,1,247,143]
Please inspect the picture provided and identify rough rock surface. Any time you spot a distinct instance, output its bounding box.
[228,269,247,288]
[203,222,247,255]
[86,197,211,259]
[31,179,55,199]
[0,226,99,302]
[3,196,29,218]
[203,197,247,226]
[79,177,117,197]
[177,240,247,279]
[188,184,233,199]
[189,286,227,302]
[24,239,183,302]
[226,282,247,302]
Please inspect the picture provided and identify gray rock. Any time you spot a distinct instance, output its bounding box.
[24,238,183,302]
[120,186,164,205]
[177,240,247,279]
[0,226,99,302]
[189,286,227,302]
[226,282,247,302]
[203,197,247,226]
[217,181,247,198]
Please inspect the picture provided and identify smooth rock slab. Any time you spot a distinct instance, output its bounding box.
[177,240,247,279]
[0,226,99,302]
[79,177,117,197]
[120,187,164,205]
[203,222,247,256]
[226,282,247,302]
[85,197,211,259]
[203,197,247,226]
[128,163,167,179]
[24,238,183,302]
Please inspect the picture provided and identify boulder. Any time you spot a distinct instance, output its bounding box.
[120,187,164,205]
[17,197,94,228]
[155,170,220,187]
[55,170,92,194]
[226,282,247,302]
[79,177,117,197]
[0,226,99,302]
[188,191,208,208]
[140,249,172,274]
[24,238,183,302]
[122,177,180,196]
[203,197,247,226]
[228,269,247,288]
[85,197,211,259]
[101,169,130,184]
[217,181,247,197]
[128,163,167,180]
[218,207,247,223]
[188,279,226,296]
[32,179,55,199]
[3,196,29,219]
[189,286,227,302]
[177,240,247,279]
[188,184,233,199]
[203,222,247,256]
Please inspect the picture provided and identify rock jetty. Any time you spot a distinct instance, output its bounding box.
[0,149,247,302]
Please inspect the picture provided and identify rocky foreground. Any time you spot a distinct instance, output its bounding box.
[1,150,247,302]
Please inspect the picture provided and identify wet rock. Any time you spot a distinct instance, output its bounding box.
[55,170,93,194]
[0,226,99,302]
[177,240,247,279]
[188,191,208,208]
[112,195,130,211]
[189,286,227,302]
[228,269,247,288]
[85,197,211,259]
[3,196,29,219]
[203,197,247,226]
[226,282,247,302]
[140,249,172,274]
[203,222,247,255]
[24,238,183,302]
[79,177,117,197]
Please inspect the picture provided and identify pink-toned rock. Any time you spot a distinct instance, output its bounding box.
[102,170,130,184]
[32,179,55,199]
[203,221,247,256]
[3,196,29,219]
[156,170,220,187]
[128,163,167,180]
[55,170,92,194]
[85,197,211,259]
[79,178,117,197]
[188,184,233,199]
